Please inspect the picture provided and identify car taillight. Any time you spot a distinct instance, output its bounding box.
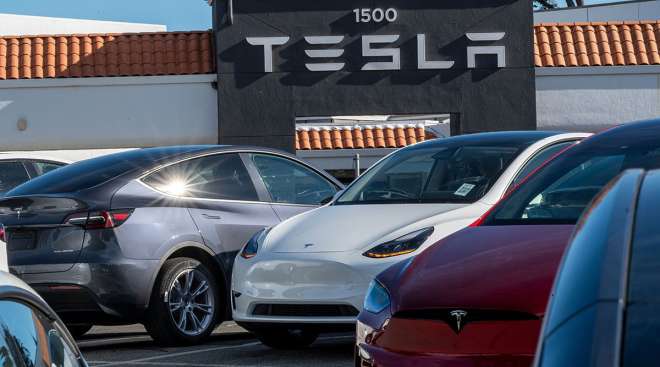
[65,209,134,229]
[0,224,5,242]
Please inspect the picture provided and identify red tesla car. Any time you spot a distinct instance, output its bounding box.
[355,118,660,367]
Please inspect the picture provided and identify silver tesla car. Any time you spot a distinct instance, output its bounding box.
[0,146,342,345]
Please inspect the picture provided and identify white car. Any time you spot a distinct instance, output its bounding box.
[0,271,88,366]
[231,131,590,348]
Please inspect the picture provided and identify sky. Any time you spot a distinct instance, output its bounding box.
[0,0,213,31]
[0,0,633,32]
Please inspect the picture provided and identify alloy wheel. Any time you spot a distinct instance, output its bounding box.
[166,268,215,336]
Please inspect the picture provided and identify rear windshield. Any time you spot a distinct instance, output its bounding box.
[6,148,197,196]
[485,143,660,225]
[336,143,528,205]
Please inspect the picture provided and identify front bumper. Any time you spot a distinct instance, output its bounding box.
[232,251,394,325]
[356,345,534,367]
[16,259,159,324]
[355,315,539,367]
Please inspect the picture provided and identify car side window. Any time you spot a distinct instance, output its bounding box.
[0,299,81,367]
[511,141,576,187]
[143,153,259,201]
[33,161,65,176]
[0,161,30,195]
[623,171,660,365]
[251,154,337,205]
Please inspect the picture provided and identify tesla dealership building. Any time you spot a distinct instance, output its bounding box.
[0,0,659,179]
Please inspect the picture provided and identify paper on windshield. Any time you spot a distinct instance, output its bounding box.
[454,183,476,197]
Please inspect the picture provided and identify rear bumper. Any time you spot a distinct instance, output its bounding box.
[18,259,159,324]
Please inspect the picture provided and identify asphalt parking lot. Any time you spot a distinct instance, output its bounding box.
[79,323,355,367]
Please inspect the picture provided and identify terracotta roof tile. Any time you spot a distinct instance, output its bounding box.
[295,124,437,151]
[534,20,660,67]
[0,31,214,80]
[1,21,657,79]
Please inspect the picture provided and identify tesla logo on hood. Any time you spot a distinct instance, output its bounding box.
[11,207,26,219]
[449,310,468,333]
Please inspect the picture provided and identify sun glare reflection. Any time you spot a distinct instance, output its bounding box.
[159,178,191,196]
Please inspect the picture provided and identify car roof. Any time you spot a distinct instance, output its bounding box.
[0,271,36,294]
[574,118,660,149]
[404,131,563,151]
[4,145,341,197]
[0,148,135,164]
[76,145,296,167]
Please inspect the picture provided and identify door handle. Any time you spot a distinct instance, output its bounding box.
[201,214,222,220]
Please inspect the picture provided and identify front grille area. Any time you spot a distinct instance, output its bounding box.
[252,304,359,317]
[394,309,539,322]
[394,308,538,333]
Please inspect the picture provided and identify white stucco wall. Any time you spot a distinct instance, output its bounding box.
[0,13,166,36]
[536,66,660,132]
[0,75,218,151]
[534,0,660,23]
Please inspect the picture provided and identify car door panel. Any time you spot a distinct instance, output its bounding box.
[142,152,281,255]
[189,202,279,254]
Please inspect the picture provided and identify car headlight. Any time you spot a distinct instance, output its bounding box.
[363,280,390,314]
[240,227,271,259]
[363,227,435,258]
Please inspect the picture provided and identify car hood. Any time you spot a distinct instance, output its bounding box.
[387,225,575,316]
[264,203,469,253]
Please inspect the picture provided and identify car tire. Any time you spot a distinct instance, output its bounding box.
[255,328,319,349]
[66,324,93,338]
[144,257,221,346]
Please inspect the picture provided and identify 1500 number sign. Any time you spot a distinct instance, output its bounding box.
[353,8,398,23]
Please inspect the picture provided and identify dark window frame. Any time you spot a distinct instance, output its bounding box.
[507,139,580,192]
[26,160,67,177]
[245,152,340,206]
[142,152,262,202]
[0,160,32,194]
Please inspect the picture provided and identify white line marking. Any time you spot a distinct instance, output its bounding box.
[89,341,263,366]
[90,362,257,367]
[79,335,152,348]
[86,335,354,366]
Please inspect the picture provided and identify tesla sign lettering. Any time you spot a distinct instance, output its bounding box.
[245,8,506,73]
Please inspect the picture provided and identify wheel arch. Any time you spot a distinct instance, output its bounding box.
[146,241,232,321]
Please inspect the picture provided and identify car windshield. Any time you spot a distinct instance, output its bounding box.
[485,143,660,225]
[336,143,524,205]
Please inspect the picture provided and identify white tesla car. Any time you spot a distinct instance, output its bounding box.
[0,270,88,366]
[232,131,590,348]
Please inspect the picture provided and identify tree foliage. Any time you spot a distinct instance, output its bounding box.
[534,0,585,9]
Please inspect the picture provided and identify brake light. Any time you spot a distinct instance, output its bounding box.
[65,209,134,229]
[0,225,5,242]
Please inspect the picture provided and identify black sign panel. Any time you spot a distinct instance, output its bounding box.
[214,0,536,151]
